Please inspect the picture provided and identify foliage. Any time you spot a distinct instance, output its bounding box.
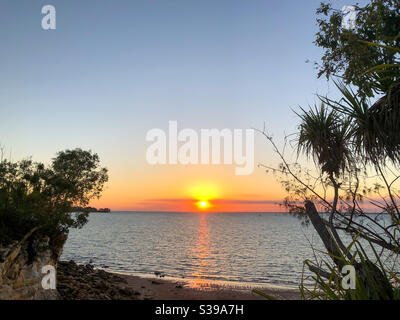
[320,80,400,165]
[252,289,277,300]
[315,0,400,97]
[300,236,397,300]
[296,103,353,176]
[0,148,108,245]
[261,129,400,255]
[259,1,400,300]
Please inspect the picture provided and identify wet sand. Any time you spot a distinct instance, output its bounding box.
[118,274,302,300]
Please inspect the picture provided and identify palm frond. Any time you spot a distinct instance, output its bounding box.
[295,103,354,176]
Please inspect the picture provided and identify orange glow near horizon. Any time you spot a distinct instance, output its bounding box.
[191,183,217,211]
[89,163,289,212]
[189,183,219,201]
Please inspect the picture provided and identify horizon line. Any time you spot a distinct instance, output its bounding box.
[101,210,288,214]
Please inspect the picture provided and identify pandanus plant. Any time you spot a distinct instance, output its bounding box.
[295,104,354,262]
[295,103,396,299]
[295,82,399,299]
[296,104,354,178]
[320,81,400,167]
[289,27,400,302]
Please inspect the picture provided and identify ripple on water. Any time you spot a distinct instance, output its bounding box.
[61,212,341,288]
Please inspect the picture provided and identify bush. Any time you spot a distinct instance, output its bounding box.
[0,149,108,246]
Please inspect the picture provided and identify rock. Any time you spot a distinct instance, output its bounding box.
[1,231,141,301]
[57,260,140,300]
[0,231,65,300]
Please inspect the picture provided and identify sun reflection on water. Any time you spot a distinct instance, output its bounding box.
[188,213,213,290]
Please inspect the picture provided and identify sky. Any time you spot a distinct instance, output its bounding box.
[0,0,368,212]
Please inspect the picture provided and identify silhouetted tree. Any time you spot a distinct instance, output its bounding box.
[0,148,108,246]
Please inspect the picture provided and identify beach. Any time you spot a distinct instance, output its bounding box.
[57,260,301,300]
[119,274,301,300]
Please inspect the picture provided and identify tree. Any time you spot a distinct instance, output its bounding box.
[0,148,108,246]
[260,97,399,299]
[259,0,400,299]
[315,0,400,97]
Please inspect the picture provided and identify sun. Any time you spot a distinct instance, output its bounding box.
[189,183,218,211]
[197,200,210,210]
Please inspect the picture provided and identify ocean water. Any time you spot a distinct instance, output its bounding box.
[62,212,326,289]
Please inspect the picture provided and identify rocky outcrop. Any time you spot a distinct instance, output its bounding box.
[57,260,140,300]
[0,231,140,300]
[0,229,65,300]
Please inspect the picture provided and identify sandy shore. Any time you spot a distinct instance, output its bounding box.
[57,260,301,300]
[118,274,301,300]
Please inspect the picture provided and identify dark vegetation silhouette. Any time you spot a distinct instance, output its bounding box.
[0,148,108,247]
[258,0,400,299]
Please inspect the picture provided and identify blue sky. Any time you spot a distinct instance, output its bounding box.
[0,1,369,210]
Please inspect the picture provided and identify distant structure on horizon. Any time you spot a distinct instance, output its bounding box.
[71,207,111,213]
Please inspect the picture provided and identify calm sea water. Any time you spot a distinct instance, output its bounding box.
[62,212,325,289]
